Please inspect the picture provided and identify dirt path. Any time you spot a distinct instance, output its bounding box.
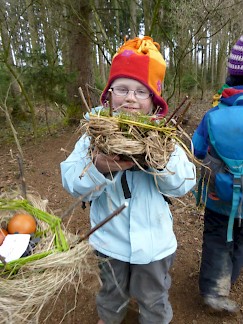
[1,116,243,323]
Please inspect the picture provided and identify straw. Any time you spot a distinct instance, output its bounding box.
[80,110,192,171]
[0,192,97,323]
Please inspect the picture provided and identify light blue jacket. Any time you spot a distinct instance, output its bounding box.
[60,134,196,264]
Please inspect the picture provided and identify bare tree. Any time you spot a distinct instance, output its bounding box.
[65,1,96,112]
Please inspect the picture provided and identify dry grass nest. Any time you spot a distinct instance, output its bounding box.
[0,191,98,323]
[81,110,193,172]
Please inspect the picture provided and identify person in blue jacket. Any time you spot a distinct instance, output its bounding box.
[61,36,196,324]
[192,35,243,313]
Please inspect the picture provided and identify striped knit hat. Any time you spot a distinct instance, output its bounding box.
[101,36,168,115]
[228,35,243,75]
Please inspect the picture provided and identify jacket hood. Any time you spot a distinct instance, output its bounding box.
[221,86,243,106]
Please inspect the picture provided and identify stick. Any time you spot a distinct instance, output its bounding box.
[174,101,191,126]
[79,202,128,241]
[78,86,90,113]
[85,83,92,111]
[60,184,105,220]
[165,96,189,125]
[16,154,27,199]
[108,89,113,116]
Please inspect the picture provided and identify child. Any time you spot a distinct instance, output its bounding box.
[192,35,243,313]
[61,36,196,324]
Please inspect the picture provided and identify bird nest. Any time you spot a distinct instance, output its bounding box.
[0,191,97,323]
[81,110,191,171]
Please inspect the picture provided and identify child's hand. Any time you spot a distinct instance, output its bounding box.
[93,149,135,173]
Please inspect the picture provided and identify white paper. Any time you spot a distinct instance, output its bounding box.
[0,234,30,263]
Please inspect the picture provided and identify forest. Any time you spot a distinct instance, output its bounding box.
[0,0,243,136]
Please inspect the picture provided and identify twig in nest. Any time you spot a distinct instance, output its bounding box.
[174,101,191,127]
[108,89,113,117]
[78,86,90,113]
[165,96,189,125]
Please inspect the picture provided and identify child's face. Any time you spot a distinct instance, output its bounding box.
[110,78,154,115]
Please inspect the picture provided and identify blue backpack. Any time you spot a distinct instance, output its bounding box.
[206,95,243,241]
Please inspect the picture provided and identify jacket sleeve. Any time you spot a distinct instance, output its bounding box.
[191,108,218,159]
[149,144,196,197]
[60,134,113,200]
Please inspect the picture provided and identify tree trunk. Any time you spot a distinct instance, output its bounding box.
[216,30,228,88]
[66,1,95,116]
[130,1,137,38]
[40,0,57,65]
[25,0,39,53]
[143,0,152,36]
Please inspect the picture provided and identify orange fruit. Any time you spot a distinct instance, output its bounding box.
[8,213,37,234]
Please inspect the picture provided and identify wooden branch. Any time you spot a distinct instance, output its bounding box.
[16,154,27,199]
[78,86,90,113]
[79,202,128,241]
[174,101,191,127]
[0,87,24,159]
[108,89,113,116]
[165,96,189,125]
[85,83,92,111]
[5,61,37,138]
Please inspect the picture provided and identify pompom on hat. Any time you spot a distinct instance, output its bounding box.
[101,36,168,115]
[227,35,243,75]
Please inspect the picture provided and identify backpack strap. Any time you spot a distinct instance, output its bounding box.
[227,175,242,242]
[121,171,132,199]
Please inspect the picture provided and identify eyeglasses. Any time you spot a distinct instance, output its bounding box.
[110,86,152,100]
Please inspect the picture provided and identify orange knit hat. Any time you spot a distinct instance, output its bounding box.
[101,36,168,115]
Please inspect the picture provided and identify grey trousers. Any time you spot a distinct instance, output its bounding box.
[96,252,175,324]
[199,208,243,297]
